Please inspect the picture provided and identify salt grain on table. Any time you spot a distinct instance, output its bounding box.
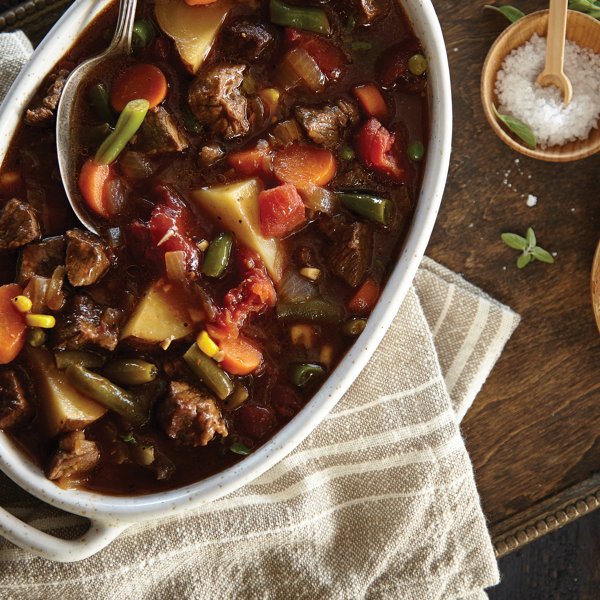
[526,194,537,207]
[495,34,600,148]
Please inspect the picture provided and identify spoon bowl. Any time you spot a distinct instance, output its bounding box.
[56,0,138,234]
[481,9,600,162]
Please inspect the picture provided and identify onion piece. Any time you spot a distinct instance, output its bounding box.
[279,269,318,303]
[277,47,326,92]
[270,119,303,148]
[119,151,154,181]
[164,250,187,282]
[46,266,66,312]
[23,276,50,313]
[299,183,338,215]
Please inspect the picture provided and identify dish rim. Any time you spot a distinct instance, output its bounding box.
[0,0,453,524]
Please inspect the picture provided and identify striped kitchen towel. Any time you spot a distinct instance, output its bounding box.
[0,255,519,599]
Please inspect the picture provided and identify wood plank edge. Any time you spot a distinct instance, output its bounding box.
[491,473,600,557]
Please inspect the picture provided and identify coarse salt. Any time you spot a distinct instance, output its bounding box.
[495,34,600,148]
[526,194,537,207]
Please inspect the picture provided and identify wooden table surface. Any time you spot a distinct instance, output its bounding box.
[429,0,600,556]
[1,0,599,558]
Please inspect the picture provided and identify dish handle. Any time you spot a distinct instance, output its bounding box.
[0,506,130,562]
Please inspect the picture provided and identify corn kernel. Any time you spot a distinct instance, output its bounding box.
[319,344,334,369]
[25,314,55,329]
[197,330,219,358]
[260,87,280,114]
[290,324,317,349]
[12,295,32,313]
[299,267,321,281]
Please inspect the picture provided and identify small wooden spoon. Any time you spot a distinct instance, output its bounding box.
[536,0,573,104]
[592,241,600,334]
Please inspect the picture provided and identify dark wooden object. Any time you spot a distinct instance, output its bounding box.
[428,0,600,556]
[0,0,598,557]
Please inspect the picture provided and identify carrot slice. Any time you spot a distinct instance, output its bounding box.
[273,143,337,188]
[207,325,263,376]
[78,159,113,219]
[353,83,388,120]
[228,140,272,177]
[347,278,380,315]
[0,284,27,365]
[110,64,168,112]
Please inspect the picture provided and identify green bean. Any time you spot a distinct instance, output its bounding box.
[408,53,428,76]
[65,364,148,426]
[337,192,392,226]
[270,0,331,35]
[202,233,233,278]
[342,318,367,337]
[289,363,326,388]
[103,359,158,386]
[408,141,425,162]
[183,343,234,400]
[340,146,356,161]
[55,350,106,370]
[221,384,250,411]
[132,19,155,49]
[276,299,344,323]
[230,442,252,456]
[26,328,47,347]
[95,99,149,165]
[88,83,114,124]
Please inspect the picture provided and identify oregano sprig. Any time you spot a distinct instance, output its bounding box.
[501,227,555,268]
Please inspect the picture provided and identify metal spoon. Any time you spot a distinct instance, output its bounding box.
[536,0,573,105]
[56,0,138,234]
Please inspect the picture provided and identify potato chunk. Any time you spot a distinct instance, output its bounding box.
[120,280,204,344]
[25,347,106,437]
[189,179,283,282]
[155,0,232,74]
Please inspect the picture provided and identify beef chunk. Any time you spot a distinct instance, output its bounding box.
[0,370,31,430]
[158,381,228,447]
[53,294,123,351]
[46,431,100,484]
[199,143,225,168]
[188,64,250,140]
[320,216,373,287]
[24,69,69,127]
[221,17,277,62]
[135,107,189,155]
[0,198,41,250]
[355,0,391,25]
[17,236,65,285]
[295,99,359,148]
[65,229,110,287]
[332,162,387,194]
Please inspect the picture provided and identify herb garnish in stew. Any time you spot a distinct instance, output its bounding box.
[0,0,428,494]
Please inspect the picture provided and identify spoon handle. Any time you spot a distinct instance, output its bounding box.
[108,0,139,54]
[544,0,569,76]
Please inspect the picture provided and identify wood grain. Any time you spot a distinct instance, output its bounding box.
[429,0,600,536]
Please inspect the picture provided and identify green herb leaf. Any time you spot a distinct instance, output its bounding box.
[517,253,533,269]
[501,232,528,250]
[230,442,252,456]
[484,4,526,23]
[531,246,555,263]
[526,227,536,247]
[569,0,600,20]
[492,105,537,149]
[120,433,136,444]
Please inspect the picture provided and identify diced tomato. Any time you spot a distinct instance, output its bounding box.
[228,140,272,178]
[285,28,346,80]
[137,186,202,277]
[214,249,277,337]
[347,277,380,315]
[356,118,411,184]
[259,184,306,238]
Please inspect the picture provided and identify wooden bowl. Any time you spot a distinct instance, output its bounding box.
[481,10,600,162]
[592,241,600,334]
